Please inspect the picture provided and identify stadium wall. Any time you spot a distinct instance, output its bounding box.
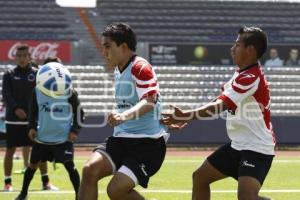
[76,116,299,145]
[0,115,298,146]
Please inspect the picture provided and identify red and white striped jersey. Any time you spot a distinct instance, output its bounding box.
[218,63,276,155]
[131,56,159,100]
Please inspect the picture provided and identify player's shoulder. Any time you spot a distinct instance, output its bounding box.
[131,56,154,79]
[3,66,16,77]
[234,64,261,86]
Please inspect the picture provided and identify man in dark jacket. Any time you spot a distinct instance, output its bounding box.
[2,44,57,192]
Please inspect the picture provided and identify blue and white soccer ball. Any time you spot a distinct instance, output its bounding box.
[36,62,72,98]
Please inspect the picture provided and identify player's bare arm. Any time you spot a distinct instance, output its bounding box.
[162,99,228,126]
[108,94,156,127]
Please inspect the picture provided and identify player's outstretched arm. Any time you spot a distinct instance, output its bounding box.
[161,99,227,127]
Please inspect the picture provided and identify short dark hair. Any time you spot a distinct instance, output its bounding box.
[17,44,30,52]
[102,23,137,51]
[43,57,62,65]
[238,26,267,59]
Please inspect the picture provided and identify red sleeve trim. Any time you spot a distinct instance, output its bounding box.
[218,95,237,111]
[136,82,157,88]
[141,90,158,100]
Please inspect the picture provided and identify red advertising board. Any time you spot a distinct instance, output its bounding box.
[0,40,71,62]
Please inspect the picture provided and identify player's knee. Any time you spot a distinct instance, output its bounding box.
[106,182,123,200]
[5,147,16,156]
[81,163,101,182]
[28,163,39,170]
[192,169,207,185]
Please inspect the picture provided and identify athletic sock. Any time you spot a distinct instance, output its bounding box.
[4,176,12,184]
[41,173,49,186]
[64,161,80,196]
[20,167,37,196]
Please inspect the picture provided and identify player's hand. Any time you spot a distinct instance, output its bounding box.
[68,132,78,142]
[28,129,37,142]
[15,108,27,120]
[161,105,192,126]
[107,112,126,127]
[166,122,188,130]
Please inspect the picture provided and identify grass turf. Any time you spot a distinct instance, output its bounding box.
[0,155,300,199]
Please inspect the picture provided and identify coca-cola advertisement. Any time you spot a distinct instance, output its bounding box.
[0,40,71,62]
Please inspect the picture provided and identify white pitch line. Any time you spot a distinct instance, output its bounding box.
[163,160,300,163]
[3,189,300,194]
[2,159,300,164]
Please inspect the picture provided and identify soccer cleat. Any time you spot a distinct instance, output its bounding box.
[4,183,13,192]
[15,193,27,200]
[42,182,59,191]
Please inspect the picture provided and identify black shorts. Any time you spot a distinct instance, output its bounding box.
[5,124,33,148]
[94,136,166,188]
[207,143,274,185]
[30,141,74,164]
[0,132,6,140]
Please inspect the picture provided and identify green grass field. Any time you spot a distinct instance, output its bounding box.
[0,154,300,200]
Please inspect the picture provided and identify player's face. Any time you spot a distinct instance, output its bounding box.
[101,36,123,69]
[231,34,249,67]
[16,50,30,68]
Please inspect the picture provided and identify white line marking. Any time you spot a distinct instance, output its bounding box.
[163,160,300,163]
[2,159,300,164]
[3,189,300,194]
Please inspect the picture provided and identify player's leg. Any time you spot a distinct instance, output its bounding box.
[107,170,144,200]
[79,151,113,200]
[22,146,30,168]
[15,162,39,200]
[193,143,238,200]
[4,146,16,191]
[107,137,167,200]
[192,160,227,200]
[54,142,79,198]
[237,150,274,200]
[39,161,58,191]
[3,124,19,191]
[238,176,273,200]
[15,143,45,200]
[14,125,32,174]
[63,161,80,199]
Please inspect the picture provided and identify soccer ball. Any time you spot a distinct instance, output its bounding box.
[36,62,72,98]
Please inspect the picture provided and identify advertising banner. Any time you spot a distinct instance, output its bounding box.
[149,43,297,65]
[0,40,71,62]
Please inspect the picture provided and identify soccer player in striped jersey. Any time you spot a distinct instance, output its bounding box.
[162,27,275,200]
[79,23,169,200]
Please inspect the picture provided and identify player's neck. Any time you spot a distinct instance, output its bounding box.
[238,58,258,70]
[118,52,135,72]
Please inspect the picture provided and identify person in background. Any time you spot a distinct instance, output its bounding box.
[2,44,58,191]
[264,48,283,67]
[0,101,6,140]
[285,48,300,66]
